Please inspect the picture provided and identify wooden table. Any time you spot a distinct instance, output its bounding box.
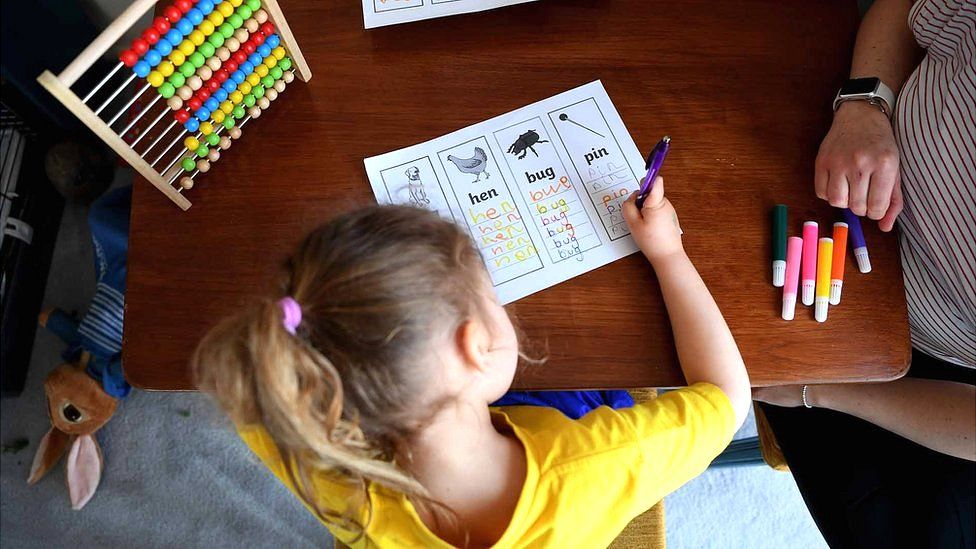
[123,0,911,390]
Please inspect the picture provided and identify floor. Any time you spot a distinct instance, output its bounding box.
[0,172,826,548]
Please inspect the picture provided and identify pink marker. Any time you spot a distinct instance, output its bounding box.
[801,221,818,306]
[782,236,803,320]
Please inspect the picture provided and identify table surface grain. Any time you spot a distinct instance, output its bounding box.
[123,0,912,390]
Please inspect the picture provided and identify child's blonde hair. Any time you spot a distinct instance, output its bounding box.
[192,205,493,536]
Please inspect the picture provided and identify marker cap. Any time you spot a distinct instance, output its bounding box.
[815,297,829,323]
[854,246,872,273]
[773,260,786,287]
[830,279,843,305]
[782,293,797,321]
[802,281,815,306]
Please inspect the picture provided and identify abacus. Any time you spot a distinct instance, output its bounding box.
[37,0,310,210]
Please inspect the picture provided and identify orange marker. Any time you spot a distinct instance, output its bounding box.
[830,222,848,305]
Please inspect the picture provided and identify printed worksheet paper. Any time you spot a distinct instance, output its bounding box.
[363,0,536,29]
[364,80,645,304]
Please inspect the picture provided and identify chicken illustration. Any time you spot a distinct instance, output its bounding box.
[446,147,490,183]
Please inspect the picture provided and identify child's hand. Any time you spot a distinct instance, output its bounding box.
[622,176,683,263]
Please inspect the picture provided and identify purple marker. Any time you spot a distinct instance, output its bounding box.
[636,136,671,209]
[842,208,871,273]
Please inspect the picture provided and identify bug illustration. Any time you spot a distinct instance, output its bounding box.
[507,130,550,159]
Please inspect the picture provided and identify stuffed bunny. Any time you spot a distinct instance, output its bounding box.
[28,361,117,509]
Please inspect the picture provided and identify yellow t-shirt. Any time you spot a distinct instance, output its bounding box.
[238,382,736,548]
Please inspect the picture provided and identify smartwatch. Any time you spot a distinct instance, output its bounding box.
[832,77,896,117]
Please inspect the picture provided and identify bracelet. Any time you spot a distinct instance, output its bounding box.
[801,385,813,409]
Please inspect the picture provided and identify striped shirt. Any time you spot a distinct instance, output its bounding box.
[893,0,976,368]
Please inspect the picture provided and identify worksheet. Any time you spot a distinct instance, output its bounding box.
[364,80,645,304]
[362,0,536,29]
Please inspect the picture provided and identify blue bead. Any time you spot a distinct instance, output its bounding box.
[144,49,162,66]
[155,40,173,56]
[248,53,262,66]
[257,44,271,57]
[266,35,280,48]
[134,61,151,77]
[232,71,245,84]
[197,0,215,14]
[186,8,203,25]
[166,29,183,46]
[222,81,237,93]
[176,19,193,36]
[213,89,228,102]
[185,118,200,132]
[195,108,211,121]
[204,98,219,111]
[239,62,254,74]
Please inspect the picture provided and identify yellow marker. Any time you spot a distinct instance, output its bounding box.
[815,237,833,323]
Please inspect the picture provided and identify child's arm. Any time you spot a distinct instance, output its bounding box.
[623,178,752,426]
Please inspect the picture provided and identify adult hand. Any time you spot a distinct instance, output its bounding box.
[814,102,903,232]
[752,385,809,408]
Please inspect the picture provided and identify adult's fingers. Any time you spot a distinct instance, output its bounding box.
[878,175,904,232]
[814,161,829,201]
[866,155,898,220]
[848,171,870,216]
[826,169,850,208]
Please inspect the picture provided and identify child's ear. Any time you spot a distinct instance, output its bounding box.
[456,319,490,372]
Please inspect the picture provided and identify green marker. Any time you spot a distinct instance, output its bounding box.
[772,204,788,287]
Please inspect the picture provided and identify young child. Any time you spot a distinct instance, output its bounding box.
[192,177,751,548]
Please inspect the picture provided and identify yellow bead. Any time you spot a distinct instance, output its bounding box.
[200,121,214,135]
[212,110,225,123]
[246,73,260,86]
[178,40,195,57]
[207,11,224,26]
[147,71,164,87]
[198,21,215,36]
[169,50,186,66]
[272,47,285,60]
[188,30,205,46]
[238,82,252,95]
[184,136,200,151]
[220,101,234,114]
[229,90,243,104]
[263,56,277,69]
[157,60,174,77]
[255,64,268,77]
[217,2,234,17]
[229,0,243,6]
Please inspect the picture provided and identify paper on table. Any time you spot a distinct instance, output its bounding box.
[364,80,646,304]
[362,0,536,29]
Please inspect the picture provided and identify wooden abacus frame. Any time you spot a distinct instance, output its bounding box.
[37,0,311,210]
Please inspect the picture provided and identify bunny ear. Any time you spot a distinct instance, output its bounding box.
[66,434,103,510]
[28,428,70,485]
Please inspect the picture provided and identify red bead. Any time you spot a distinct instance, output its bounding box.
[120,50,139,67]
[242,42,256,55]
[131,38,149,56]
[251,33,265,46]
[163,6,181,22]
[175,110,190,123]
[224,60,238,73]
[175,0,193,14]
[233,51,247,64]
[142,28,160,45]
[188,97,203,111]
[197,88,211,101]
[208,79,221,91]
[153,16,170,34]
[215,69,229,83]
[260,23,275,36]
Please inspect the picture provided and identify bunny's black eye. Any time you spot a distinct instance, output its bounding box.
[62,404,82,423]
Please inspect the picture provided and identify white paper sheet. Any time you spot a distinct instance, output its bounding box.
[364,80,646,304]
[362,0,536,29]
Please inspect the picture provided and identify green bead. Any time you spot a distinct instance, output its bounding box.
[206,133,220,146]
[182,157,196,171]
[260,75,274,88]
[189,52,206,68]
[208,32,224,48]
[236,5,252,19]
[168,72,186,87]
[243,94,256,107]
[159,82,176,98]
[278,58,292,71]
[246,0,261,10]
[219,23,234,38]
[252,85,265,99]
[232,105,246,119]
[199,43,215,58]
[227,14,243,28]
[223,117,236,130]
[179,63,196,77]
[270,66,282,80]
[195,144,209,158]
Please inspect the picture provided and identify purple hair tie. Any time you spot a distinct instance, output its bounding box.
[278,297,302,335]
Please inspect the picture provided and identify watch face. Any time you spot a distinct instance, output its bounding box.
[843,77,879,95]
